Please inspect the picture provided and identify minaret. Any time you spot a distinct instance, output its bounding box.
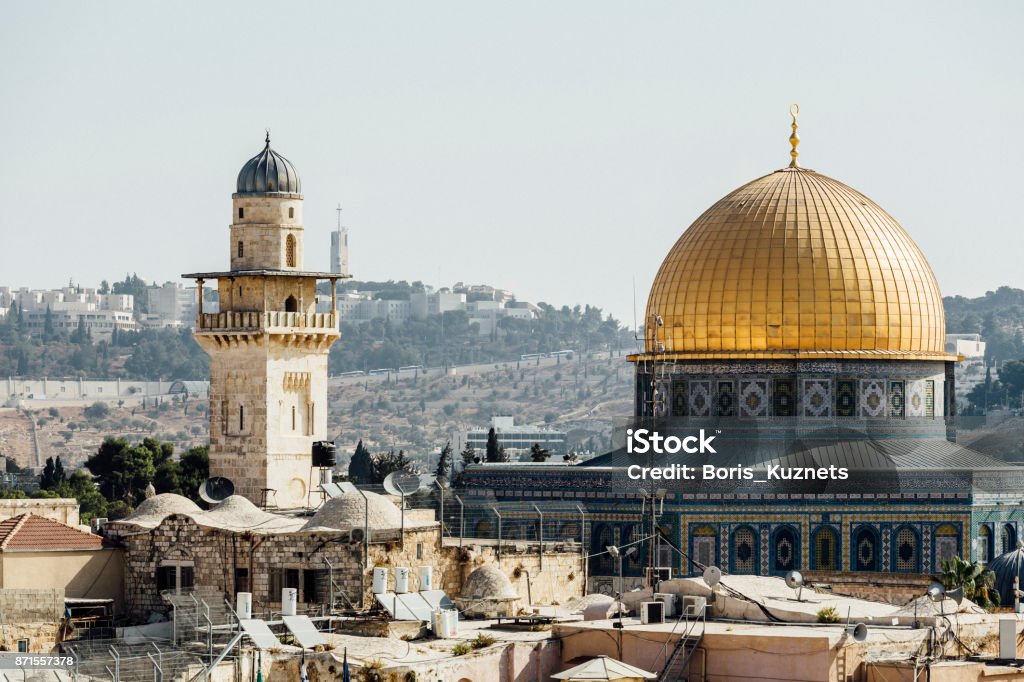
[330,204,349,277]
[184,134,344,508]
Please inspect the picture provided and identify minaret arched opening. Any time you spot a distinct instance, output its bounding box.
[284,295,298,313]
[286,234,296,267]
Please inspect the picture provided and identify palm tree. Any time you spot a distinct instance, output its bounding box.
[940,555,999,608]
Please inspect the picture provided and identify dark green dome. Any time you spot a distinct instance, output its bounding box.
[235,134,301,196]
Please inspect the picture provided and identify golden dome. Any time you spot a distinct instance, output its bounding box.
[642,166,953,361]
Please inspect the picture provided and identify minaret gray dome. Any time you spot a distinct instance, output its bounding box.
[235,133,301,196]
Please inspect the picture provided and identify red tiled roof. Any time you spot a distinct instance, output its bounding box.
[0,514,102,551]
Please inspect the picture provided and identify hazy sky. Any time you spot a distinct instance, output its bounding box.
[2,2,1022,325]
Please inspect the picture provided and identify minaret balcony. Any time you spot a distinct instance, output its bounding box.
[195,311,339,349]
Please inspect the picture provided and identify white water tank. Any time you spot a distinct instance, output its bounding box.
[281,588,298,616]
[434,609,458,637]
[372,567,388,594]
[417,566,433,591]
[236,592,253,620]
[395,566,411,594]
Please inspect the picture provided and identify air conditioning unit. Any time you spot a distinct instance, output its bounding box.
[682,596,707,617]
[640,601,665,624]
[350,527,370,544]
[653,593,677,618]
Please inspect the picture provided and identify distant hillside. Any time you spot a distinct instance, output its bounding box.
[944,286,1024,362]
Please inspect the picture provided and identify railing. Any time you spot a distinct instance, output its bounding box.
[197,311,337,331]
[656,601,706,682]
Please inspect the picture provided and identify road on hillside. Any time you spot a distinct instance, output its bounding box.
[327,350,627,388]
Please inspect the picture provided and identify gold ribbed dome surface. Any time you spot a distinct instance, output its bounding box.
[643,167,951,360]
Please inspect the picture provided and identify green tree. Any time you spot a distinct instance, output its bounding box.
[85,437,158,504]
[83,402,111,420]
[435,441,453,478]
[998,360,1024,408]
[40,456,67,490]
[460,441,477,466]
[528,443,551,463]
[373,449,413,483]
[348,440,374,484]
[940,555,999,608]
[178,446,209,502]
[485,428,500,463]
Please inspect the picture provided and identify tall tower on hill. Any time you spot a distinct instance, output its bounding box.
[184,135,345,508]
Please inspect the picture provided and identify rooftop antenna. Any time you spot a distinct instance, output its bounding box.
[336,204,343,231]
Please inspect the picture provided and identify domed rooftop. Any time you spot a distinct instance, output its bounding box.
[302,490,405,531]
[987,541,1024,606]
[235,133,301,196]
[117,493,202,528]
[460,565,518,601]
[638,112,953,362]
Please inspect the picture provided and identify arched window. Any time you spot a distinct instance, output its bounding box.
[288,206,294,219]
[978,525,993,564]
[812,526,840,571]
[622,524,643,575]
[935,524,960,568]
[238,207,244,219]
[853,525,880,572]
[474,519,492,538]
[284,295,298,313]
[772,525,799,574]
[591,524,614,575]
[237,241,244,258]
[286,234,296,267]
[291,405,296,431]
[731,526,758,574]
[238,405,244,432]
[894,525,920,573]
[691,525,718,574]
[1001,524,1017,555]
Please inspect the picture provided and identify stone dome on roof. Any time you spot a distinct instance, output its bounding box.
[460,565,518,600]
[119,493,202,527]
[638,116,952,362]
[235,133,301,196]
[302,490,403,531]
[986,541,1024,606]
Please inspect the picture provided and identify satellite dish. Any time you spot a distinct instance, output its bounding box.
[702,566,722,588]
[850,623,868,642]
[946,586,964,606]
[927,581,946,602]
[785,570,805,601]
[199,477,235,504]
[383,471,426,496]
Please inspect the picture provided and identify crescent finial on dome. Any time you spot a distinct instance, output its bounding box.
[788,103,800,168]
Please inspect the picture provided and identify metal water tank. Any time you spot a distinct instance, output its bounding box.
[236,592,253,620]
[395,567,410,594]
[417,566,433,591]
[312,441,337,467]
[281,588,298,616]
[372,567,389,594]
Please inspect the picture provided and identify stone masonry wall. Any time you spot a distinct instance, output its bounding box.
[0,588,62,652]
[117,514,583,622]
